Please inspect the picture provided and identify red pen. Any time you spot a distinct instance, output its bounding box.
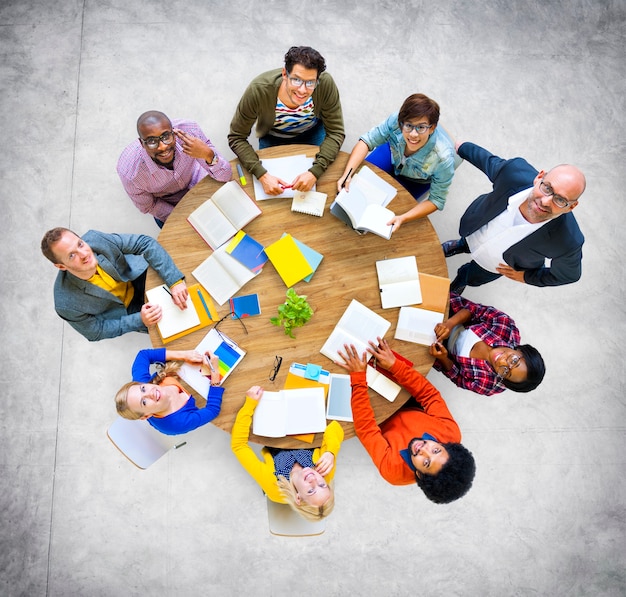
[281,184,293,189]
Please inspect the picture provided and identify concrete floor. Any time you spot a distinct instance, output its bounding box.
[1,1,624,596]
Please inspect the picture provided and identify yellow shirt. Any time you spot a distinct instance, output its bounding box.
[87,264,134,307]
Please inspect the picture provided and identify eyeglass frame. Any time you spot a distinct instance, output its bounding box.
[495,353,524,380]
[399,122,433,135]
[287,74,318,90]
[538,180,577,209]
[269,355,283,382]
[140,130,175,150]
[212,311,248,344]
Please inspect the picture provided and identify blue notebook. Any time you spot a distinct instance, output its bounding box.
[226,231,268,273]
[230,293,261,318]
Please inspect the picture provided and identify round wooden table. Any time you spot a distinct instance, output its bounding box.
[147,145,448,448]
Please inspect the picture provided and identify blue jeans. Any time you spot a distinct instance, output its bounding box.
[451,260,501,292]
[259,120,326,149]
[366,142,431,201]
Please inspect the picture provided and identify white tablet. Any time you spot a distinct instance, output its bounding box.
[326,374,353,422]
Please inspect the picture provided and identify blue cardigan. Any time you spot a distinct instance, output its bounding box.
[131,348,224,436]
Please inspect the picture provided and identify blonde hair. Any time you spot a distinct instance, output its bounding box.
[276,475,335,521]
[114,361,183,420]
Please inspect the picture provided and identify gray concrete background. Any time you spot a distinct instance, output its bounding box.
[0,1,624,595]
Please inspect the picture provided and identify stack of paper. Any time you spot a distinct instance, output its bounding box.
[376,256,422,309]
[253,154,314,200]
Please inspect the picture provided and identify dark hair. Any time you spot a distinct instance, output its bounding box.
[41,227,75,263]
[398,93,440,127]
[501,344,546,393]
[284,46,326,75]
[416,443,475,504]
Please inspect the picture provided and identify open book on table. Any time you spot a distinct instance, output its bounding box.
[144,285,201,342]
[178,328,246,396]
[187,180,262,250]
[394,306,445,346]
[376,256,422,309]
[252,154,314,200]
[320,299,391,363]
[252,387,327,438]
[332,165,397,239]
[192,243,258,306]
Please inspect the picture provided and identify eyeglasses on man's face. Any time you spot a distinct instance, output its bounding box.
[141,130,175,150]
[287,75,318,90]
[496,353,524,380]
[400,122,433,135]
[538,180,576,209]
[269,355,283,382]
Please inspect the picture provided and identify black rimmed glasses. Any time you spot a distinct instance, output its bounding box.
[269,356,283,382]
[400,122,433,135]
[141,130,175,149]
[287,75,318,90]
[212,311,248,346]
[538,180,576,209]
[496,354,524,380]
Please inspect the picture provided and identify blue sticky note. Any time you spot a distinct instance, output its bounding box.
[304,363,322,381]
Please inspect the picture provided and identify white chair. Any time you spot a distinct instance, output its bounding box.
[107,416,186,469]
[266,496,326,537]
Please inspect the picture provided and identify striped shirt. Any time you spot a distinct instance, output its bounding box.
[270,97,318,138]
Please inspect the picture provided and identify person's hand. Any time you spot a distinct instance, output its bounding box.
[386,215,403,233]
[141,303,162,326]
[336,343,368,373]
[291,171,316,192]
[315,451,335,477]
[170,282,188,309]
[496,263,526,283]
[434,322,452,342]
[246,385,263,402]
[366,337,396,370]
[202,350,221,385]
[429,341,448,359]
[174,129,213,162]
[259,172,289,195]
[183,350,204,363]
[336,170,353,192]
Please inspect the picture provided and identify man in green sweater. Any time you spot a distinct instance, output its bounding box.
[228,46,345,196]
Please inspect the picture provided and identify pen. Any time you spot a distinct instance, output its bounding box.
[280,184,293,189]
[236,163,247,186]
[197,288,212,320]
[205,353,215,372]
[162,285,173,297]
[341,168,353,189]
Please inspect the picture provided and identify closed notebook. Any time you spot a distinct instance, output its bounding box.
[265,233,314,287]
[225,230,268,273]
[229,293,261,318]
[288,235,323,282]
[291,191,327,217]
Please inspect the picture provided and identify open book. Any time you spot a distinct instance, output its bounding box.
[320,299,391,363]
[366,365,401,402]
[252,387,327,438]
[145,285,201,341]
[192,243,258,306]
[376,256,422,309]
[178,328,246,396]
[394,306,444,346]
[332,165,397,239]
[187,181,262,250]
[252,154,314,200]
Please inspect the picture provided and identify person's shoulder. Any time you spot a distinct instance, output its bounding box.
[248,68,282,87]
[172,118,200,131]
[117,138,147,176]
[548,211,584,243]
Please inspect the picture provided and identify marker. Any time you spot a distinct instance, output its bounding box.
[341,168,353,189]
[236,163,247,186]
[280,184,293,189]
[197,288,212,320]
[162,285,173,297]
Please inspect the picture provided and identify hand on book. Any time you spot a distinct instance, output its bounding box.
[335,343,368,372]
[246,385,264,402]
[366,337,396,370]
[169,281,189,310]
[314,452,335,477]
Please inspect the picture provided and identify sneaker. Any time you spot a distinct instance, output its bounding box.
[441,238,469,257]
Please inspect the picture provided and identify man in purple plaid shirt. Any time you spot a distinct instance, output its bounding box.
[117,111,232,227]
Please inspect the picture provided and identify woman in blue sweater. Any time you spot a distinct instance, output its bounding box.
[115,348,224,436]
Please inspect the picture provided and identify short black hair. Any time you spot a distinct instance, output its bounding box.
[284,46,326,75]
[501,344,546,393]
[416,443,476,504]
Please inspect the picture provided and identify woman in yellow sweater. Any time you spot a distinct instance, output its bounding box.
[231,386,344,521]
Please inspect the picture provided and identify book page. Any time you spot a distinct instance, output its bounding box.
[320,299,391,362]
[211,181,262,230]
[394,307,444,346]
[357,165,398,206]
[253,155,314,200]
[354,204,395,239]
[377,256,422,308]
[252,391,288,437]
[366,365,401,402]
[145,285,200,340]
[283,387,327,435]
[187,199,237,250]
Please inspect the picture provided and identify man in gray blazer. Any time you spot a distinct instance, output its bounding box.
[41,228,187,341]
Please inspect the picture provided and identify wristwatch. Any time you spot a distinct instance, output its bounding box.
[208,152,219,166]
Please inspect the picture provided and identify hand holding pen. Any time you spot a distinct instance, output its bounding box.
[204,351,221,386]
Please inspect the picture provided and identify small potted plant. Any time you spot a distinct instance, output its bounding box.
[270,288,314,338]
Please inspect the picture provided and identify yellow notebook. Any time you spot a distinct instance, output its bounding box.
[265,233,314,287]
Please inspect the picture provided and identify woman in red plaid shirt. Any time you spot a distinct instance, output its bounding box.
[430,293,545,396]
